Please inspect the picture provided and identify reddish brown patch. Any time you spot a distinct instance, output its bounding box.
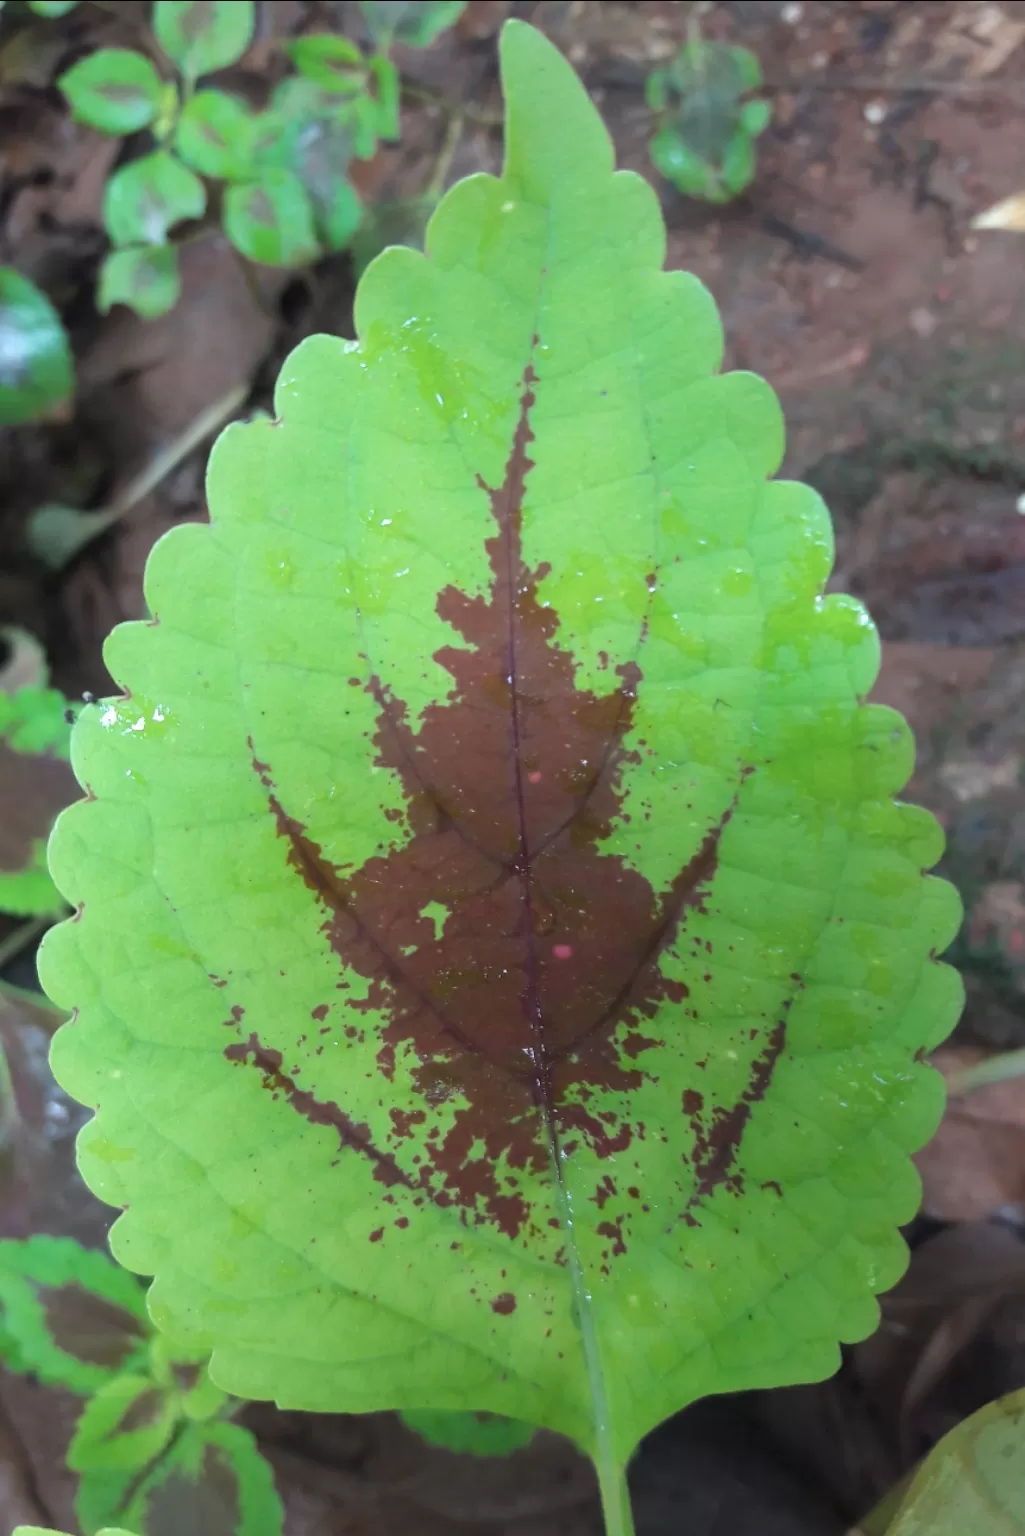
[238,364,767,1249]
[491,1292,517,1315]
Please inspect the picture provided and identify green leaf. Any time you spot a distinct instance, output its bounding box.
[0,682,75,918]
[0,1236,150,1394]
[871,1386,1025,1535]
[250,79,368,250]
[76,1421,283,1536]
[153,0,254,82]
[359,0,467,49]
[41,20,962,1532]
[175,89,254,179]
[401,1409,536,1456]
[646,39,771,204]
[98,245,181,320]
[27,0,79,14]
[67,1373,178,1473]
[58,49,164,136]
[223,172,319,266]
[285,34,368,96]
[103,151,206,247]
[0,267,73,426]
[15,1528,133,1536]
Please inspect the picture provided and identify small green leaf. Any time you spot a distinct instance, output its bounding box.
[15,1528,134,1536]
[58,49,164,136]
[223,172,319,266]
[286,34,368,96]
[367,53,400,141]
[402,1409,536,1456]
[0,268,73,426]
[175,89,254,178]
[0,1236,150,1395]
[251,80,368,250]
[647,39,771,204]
[98,245,181,319]
[875,1386,1025,1534]
[77,1421,283,1536]
[27,0,79,14]
[0,682,75,918]
[67,1374,178,1473]
[359,0,467,49]
[103,151,206,247]
[153,0,254,81]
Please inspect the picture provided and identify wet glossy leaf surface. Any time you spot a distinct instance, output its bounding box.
[0,269,73,427]
[41,18,961,1495]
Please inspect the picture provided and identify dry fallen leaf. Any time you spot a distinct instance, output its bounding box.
[973,191,1025,232]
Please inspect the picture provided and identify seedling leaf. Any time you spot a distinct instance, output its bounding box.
[647,40,771,203]
[103,152,206,248]
[0,683,75,917]
[153,0,254,82]
[76,1421,283,1536]
[67,1373,178,1473]
[176,90,255,179]
[27,1,79,13]
[0,268,73,426]
[223,172,319,266]
[286,34,368,96]
[359,0,467,49]
[59,49,164,136]
[0,1236,150,1394]
[98,245,181,320]
[41,20,961,1522]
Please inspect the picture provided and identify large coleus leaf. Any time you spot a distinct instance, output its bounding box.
[40,20,962,1531]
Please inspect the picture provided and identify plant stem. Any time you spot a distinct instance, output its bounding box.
[947,1047,1025,1096]
[597,1457,636,1536]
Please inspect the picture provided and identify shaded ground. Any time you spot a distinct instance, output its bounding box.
[3,1,1025,1532]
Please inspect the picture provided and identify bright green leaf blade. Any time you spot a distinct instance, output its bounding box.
[27,0,79,14]
[41,18,962,1501]
[0,1236,150,1394]
[58,48,164,136]
[0,268,73,425]
[76,1421,283,1536]
[360,0,467,48]
[103,151,206,247]
[67,1373,178,1473]
[98,245,181,319]
[223,172,319,266]
[402,1408,536,1456]
[175,89,254,179]
[153,0,254,82]
[285,33,368,95]
[878,1387,1025,1535]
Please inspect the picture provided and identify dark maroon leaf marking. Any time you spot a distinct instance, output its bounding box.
[41,1284,147,1368]
[145,1437,242,1536]
[225,1032,411,1190]
[491,1292,516,1315]
[231,361,785,1249]
[115,1385,165,1435]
